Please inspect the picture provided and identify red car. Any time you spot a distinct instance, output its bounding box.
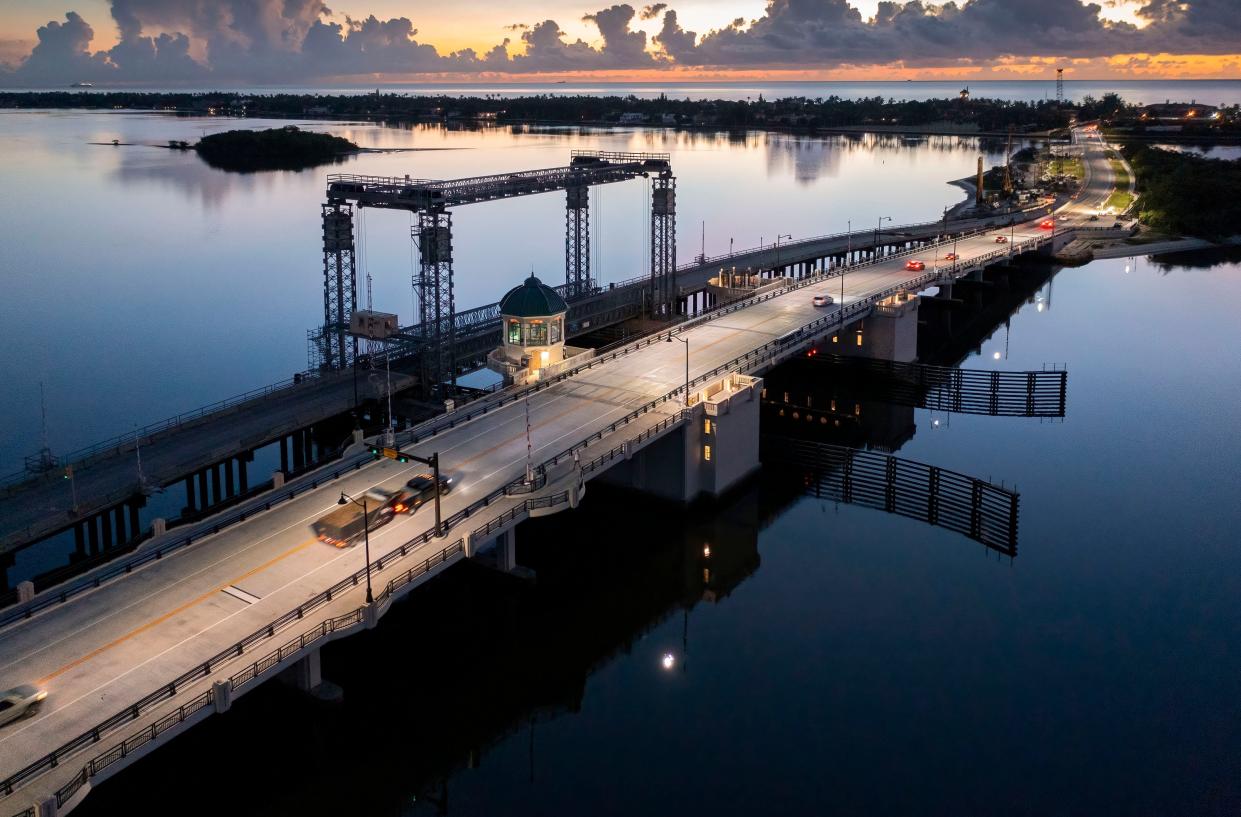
[994,235,1008,244]
[943,252,958,261]
[1039,219,1055,229]
[904,260,926,271]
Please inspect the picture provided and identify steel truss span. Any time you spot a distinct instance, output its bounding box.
[316,152,676,386]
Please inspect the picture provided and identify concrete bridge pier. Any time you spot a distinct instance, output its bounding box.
[279,647,344,703]
[600,374,763,503]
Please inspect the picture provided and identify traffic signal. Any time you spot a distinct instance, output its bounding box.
[369,445,381,459]
[396,451,410,463]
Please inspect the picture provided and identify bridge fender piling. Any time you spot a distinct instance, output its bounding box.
[363,601,379,630]
[34,794,58,817]
[17,580,34,604]
[272,471,285,490]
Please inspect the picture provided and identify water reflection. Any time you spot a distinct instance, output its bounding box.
[0,110,1022,477]
[73,484,764,817]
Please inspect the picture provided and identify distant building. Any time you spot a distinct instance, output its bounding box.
[618,112,647,124]
[959,87,970,101]
[1139,101,1220,122]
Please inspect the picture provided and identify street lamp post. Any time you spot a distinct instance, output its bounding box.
[875,216,892,260]
[842,219,851,307]
[338,491,374,603]
[774,233,792,276]
[666,335,690,407]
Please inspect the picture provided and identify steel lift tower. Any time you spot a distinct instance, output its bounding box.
[313,151,674,393]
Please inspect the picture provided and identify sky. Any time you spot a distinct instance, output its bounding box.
[2,0,1240,86]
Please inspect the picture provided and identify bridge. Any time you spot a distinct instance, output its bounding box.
[0,129,1114,817]
[0,208,1054,574]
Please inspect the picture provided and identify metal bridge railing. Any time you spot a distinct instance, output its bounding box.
[761,436,1020,555]
[1,229,1061,804]
[0,385,704,813]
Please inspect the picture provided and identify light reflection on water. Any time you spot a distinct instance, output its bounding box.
[0,111,1014,471]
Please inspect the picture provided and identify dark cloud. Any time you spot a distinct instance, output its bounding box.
[581,5,653,66]
[1,1,1239,85]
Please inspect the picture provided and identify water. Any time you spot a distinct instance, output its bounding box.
[70,252,1241,815]
[0,110,1017,478]
[6,111,1241,814]
[14,79,1241,106]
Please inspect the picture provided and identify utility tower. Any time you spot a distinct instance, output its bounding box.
[1002,126,1015,197]
[1056,69,1064,106]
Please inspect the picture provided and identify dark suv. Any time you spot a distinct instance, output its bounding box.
[403,473,453,511]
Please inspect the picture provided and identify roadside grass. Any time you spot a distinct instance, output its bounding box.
[1048,156,1084,179]
[1106,155,1134,211]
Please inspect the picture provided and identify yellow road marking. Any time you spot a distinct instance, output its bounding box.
[38,538,318,683]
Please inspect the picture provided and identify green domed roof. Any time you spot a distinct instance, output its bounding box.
[499,275,568,318]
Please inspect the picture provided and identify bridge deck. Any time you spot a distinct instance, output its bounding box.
[0,129,1116,814]
[0,217,1057,812]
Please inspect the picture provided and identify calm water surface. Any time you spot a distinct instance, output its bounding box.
[0,110,1015,474]
[4,111,1241,815]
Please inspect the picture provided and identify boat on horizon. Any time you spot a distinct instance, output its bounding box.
[70,82,93,88]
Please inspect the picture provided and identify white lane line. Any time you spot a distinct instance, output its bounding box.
[220,585,261,605]
[0,459,430,664]
[0,541,367,747]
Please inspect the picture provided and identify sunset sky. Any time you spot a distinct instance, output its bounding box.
[2,0,1239,85]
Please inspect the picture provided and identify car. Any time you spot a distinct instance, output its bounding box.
[994,235,1008,244]
[943,252,958,261]
[403,473,453,512]
[811,294,834,307]
[904,260,926,271]
[0,686,47,728]
[1089,214,1100,221]
[1039,219,1055,229]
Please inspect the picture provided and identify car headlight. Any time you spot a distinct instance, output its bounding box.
[34,691,48,702]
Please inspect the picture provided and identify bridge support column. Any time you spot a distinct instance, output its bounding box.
[224,460,235,500]
[87,515,99,554]
[210,465,222,506]
[197,470,209,511]
[100,509,113,550]
[319,200,358,371]
[128,501,140,542]
[238,454,249,493]
[566,183,591,298]
[496,528,516,573]
[415,208,456,394]
[279,437,289,474]
[649,173,677,320]
[212,680,233,714]
[280,647,343,702]
[184,476,196,514]
[0,552,12,593]
[600,375,762,502]
[112,506,125,546]
[73,521,85,556]
[292,432,306,473]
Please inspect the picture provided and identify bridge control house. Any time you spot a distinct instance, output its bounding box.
[488,274,584,384]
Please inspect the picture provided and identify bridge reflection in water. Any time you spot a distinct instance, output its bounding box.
[761,436,1019,557]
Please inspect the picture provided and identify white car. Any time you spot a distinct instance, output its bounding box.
[0,685,47,727]
[812,294,834,307]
